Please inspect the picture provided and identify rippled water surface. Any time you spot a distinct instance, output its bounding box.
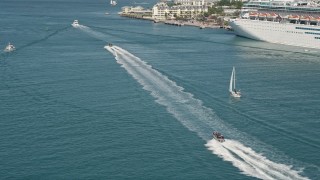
[1,0,319,179]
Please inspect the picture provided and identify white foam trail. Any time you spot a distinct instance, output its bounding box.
[208,139,308,180]
[75,24,108,41]
[205,140,273,179]
[104,45,309,180]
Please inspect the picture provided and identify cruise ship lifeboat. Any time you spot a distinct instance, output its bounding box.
[258,13,267,18]
[309,16,317,22]
[299,16,310,21]
[311,17,320,22]
[267,13,278,19]
[249,12,258,17]
[288,15,299,20]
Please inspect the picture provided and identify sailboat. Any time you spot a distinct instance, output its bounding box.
[110,0,117,6]
[229,66,241,98]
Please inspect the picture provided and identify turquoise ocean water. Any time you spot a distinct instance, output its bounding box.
[1,0,319,179]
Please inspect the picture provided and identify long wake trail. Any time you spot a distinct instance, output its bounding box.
[73,24,109,42]
[0,26,70,60]
[104,45,309,180]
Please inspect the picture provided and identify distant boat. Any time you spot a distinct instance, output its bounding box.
[71,20,79,27]
[213,131,225,142]
[110,0,117,6]
[229,66,241,98]
[105,12,110,15]
[4,42,15,52]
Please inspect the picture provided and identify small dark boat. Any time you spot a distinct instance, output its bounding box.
[213,131,225,142]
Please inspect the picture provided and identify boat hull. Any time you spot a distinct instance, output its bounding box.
[4,45,15,52]
[4,49,15,52]
[230,91,241,98]
[229,19,320,49]
[213,136,225,142]
[71,23,79,27]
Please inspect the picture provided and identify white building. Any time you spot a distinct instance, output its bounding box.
[120,6,152,16]
[152,2,168,20]
[152,2,209,20]
[174,0,216,6]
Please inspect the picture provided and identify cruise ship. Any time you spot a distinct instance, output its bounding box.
[229,0,320,49]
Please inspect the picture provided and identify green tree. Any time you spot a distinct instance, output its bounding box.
[216,0,243,9]
[207,6,224,16]
[217,0,231,6]
[232,1,243,9]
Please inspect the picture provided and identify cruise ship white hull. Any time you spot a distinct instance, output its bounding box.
[229,19,320,49]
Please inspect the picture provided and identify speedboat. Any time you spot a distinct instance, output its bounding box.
[4,42,15,52]
[72,20,79,27]
[213,131,225,142]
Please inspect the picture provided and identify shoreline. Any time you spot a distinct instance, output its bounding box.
[161,20,222,29]
[119,13,230,30]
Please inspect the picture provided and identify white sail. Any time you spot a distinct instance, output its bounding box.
[229,67,234,93]
[229,67,241,98]
[233,67,236,90]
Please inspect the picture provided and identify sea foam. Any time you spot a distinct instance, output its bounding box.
[105,45,309,180]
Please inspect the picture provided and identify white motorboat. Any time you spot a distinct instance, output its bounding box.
[110,0,117,6]
[72,20,79,27]
[4,42,15,52]
[229,66,241,98]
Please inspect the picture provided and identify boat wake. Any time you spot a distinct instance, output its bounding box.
[0,26,69,61]
[74,24,109,42]
[206,140,309,180]
[104,45,309,180]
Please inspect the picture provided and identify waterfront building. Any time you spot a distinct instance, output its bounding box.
[120,6,152,17]
[152,2,209,20]
[173,0,216,6]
